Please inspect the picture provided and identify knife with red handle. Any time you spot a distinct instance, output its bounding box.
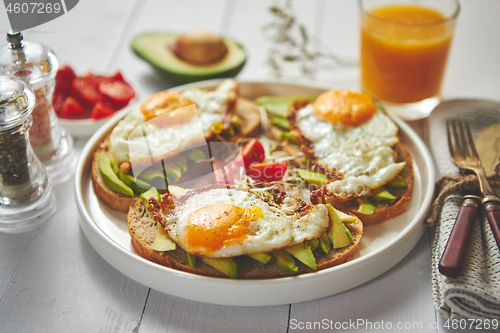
[483,197,500,249]
[439,195,481,277]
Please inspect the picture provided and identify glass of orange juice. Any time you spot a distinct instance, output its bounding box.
[359,0,460,120]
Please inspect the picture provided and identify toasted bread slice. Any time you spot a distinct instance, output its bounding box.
[91,96,261,213]
[275,100,414,225]
[128,200,363,279]
[91,139,140,213]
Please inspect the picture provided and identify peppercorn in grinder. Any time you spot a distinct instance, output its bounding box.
[0,31,75,184]
[0,75,56,233]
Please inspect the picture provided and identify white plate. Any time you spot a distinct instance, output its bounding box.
[74,80,435,306]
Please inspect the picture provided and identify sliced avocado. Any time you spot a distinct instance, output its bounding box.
[307,238,319,251]
[356,198,376,215]
[140,187,160,209]
[285,243,317,270]
[269,117,292,131]
[150,223,176,251]
[333,208,357,223]
[138,170,167,183]
[118,170,151,194]
[371,187,396,202]
[163,162,182,183]
[174,155,188,173]
[326,203,354,249]
[270,250,298,273]
[109,158,120,175]
[255,95,317,118]
[319,233,331,254]
[98,153,134,197]
[248,253,272,264]
[298,170,329,188]
[131,32,246,84]
[201,257,237,278]
[187,253,197,268]
[279,131,299,144]
[387,174,408,189]
[187,148,206,162]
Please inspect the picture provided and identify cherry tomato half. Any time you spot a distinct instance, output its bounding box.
[89,102,115,120]
[71,77,100,105]
[241,139,265,169]
[54,65,76,95]
[98,79,135,108]
[248,161,288,183]
[60,97,85,118]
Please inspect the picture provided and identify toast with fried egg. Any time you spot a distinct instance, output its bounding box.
[279,90,413,225]
[309,141,413,225]
[128,185,363,279]
[91,80,261,213]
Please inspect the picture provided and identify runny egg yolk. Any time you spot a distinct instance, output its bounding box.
[313,89,376,127]
[184,204,264,255]
[140,91,195,120]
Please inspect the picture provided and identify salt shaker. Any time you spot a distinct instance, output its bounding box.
[0,75,56,233]
[0,31,75,184]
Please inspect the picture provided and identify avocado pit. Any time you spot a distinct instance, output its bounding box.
[170,30,228,65]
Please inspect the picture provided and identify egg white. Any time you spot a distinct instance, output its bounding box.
[109,79,238,166]
[296,104,406,197]
[162,188,329,258]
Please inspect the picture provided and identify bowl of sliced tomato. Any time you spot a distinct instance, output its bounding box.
[53,65,136,138]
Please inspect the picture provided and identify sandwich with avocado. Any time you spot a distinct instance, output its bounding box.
[128,184,363,279]
[258,90,414,225]
[91,79,261,213]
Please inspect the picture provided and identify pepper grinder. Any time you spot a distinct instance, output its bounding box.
[0,31,75,185]
[0,75,56,233]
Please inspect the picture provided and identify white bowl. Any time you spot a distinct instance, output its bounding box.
[58,105,131,138]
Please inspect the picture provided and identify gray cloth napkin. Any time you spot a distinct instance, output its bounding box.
[426,99,500,322]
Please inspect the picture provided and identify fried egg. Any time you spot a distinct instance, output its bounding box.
[109,79,238,167]
[154,187,329,258]
[295,89,406,198]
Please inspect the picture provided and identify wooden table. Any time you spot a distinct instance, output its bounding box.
[1,1,499,332]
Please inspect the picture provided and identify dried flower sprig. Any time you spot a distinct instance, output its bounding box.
[262,0,356,78]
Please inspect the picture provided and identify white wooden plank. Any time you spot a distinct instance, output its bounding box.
[290,230,437,333]
[0,140,150,332]
[227,0,321,81]
[0,232,31,299]
[319,0,359,60]
[3,0,138,74]
[138,293,290,333]
[107,0,230,98]
[441,0,500,101]
[314,0,360,85]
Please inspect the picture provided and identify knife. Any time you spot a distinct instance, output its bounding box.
[439,195,481,277]
[476,124,500,249]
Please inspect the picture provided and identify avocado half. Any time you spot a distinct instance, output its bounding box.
[131,32,246,83]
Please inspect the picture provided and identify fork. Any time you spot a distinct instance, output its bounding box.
[439,119,500,277]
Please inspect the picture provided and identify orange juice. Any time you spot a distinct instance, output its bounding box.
[360,4,455,104]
